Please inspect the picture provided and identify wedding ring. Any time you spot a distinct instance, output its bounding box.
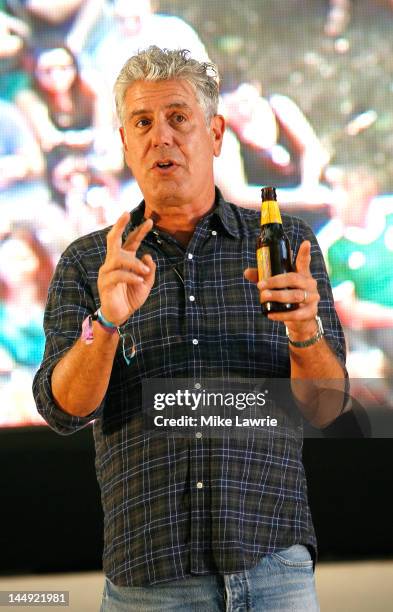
[301,290,308,304]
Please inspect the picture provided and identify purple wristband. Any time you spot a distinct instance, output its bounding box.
[81,314,94,344]
[81,310,117,345]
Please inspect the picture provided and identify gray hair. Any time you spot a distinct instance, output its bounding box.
[113,46,220,125]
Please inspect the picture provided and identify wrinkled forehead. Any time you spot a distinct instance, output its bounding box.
[124,78,200,109]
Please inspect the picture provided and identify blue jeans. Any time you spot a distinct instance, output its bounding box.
[100,544,319,611]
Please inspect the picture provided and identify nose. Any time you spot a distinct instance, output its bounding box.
[150,117,173,147]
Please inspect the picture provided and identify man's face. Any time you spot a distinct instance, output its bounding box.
[119,79,224,209]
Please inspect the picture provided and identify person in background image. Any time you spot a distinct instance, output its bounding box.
[216,81,332,218]
[16,42,120,208]
[34,46,347,611]
[0,226,54,369]
[317,166,393,399]
[0,225,54,426]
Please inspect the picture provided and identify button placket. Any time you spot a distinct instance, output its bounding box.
[187,221,213,574]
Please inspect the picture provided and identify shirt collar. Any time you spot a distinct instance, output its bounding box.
[126,187,241,240]
[211,188,241,238]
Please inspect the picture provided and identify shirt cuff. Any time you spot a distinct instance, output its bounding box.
[32,354,104,436]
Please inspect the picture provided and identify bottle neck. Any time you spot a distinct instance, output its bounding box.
[260,199,282,226]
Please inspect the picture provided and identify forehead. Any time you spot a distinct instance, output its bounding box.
[123,79,201,113]
[37,48,73,68]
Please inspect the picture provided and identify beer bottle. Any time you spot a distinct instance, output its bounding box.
[256,186,299,315]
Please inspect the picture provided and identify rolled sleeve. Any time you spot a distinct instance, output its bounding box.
[294,218,350,412]
[32,245,104,435]
[286,216,347,368]
[306,225,347,369]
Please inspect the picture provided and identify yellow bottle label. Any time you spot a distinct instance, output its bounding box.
[257,246,271,283]
[261,200,282,225]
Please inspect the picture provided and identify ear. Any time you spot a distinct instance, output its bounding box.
[119,127,128,151]
[210,114,225,157]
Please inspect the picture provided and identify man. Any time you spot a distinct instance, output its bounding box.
[33,46,346,611]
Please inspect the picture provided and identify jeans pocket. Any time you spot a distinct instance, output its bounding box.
[271,544,313,567]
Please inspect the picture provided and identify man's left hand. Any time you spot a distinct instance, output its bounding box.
[244,240,320,341]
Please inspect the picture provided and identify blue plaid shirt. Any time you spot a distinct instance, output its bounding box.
[33,189,346,586]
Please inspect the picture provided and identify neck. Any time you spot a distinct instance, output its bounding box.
[144,190,216,244]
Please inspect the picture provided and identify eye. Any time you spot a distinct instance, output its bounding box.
[172,113,186,124]
[135,118,151,128]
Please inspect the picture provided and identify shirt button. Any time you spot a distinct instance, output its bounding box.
[192,339,199,345]
[196,481,203,489]
[189,295,195,302]
[195,431,202,439]
[188,253,193,260]
[211,230,217,236]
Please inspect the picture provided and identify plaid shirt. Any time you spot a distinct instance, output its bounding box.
[33,189,346,586]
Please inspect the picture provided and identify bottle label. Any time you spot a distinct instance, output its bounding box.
[261,201,282,225]
[257,246,271,281]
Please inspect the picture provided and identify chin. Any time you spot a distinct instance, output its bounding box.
[150,185,186,203]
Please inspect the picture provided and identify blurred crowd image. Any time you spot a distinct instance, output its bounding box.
[1,0,393,425]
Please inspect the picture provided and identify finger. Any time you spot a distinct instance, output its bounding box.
[295,240,312,277]
[101,270,145,288]
[102,252,151,277]
[141,253,156,284]
[260,288,319,306]
[266,303,318,323]
[258,272,315,291]
[244,267,259,283]
[123,218,154,253]
[122,254,152,277]
[106,211,130,252]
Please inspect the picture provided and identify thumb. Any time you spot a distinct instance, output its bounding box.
[295,240,312,276]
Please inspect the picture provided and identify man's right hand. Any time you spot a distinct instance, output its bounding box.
[97,212,156,326]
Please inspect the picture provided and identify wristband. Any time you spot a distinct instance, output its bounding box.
[81,309,136,365]
[94,308,118,333]
[286,315,324,348]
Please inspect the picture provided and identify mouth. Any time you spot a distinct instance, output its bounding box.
[152,159,177,170]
